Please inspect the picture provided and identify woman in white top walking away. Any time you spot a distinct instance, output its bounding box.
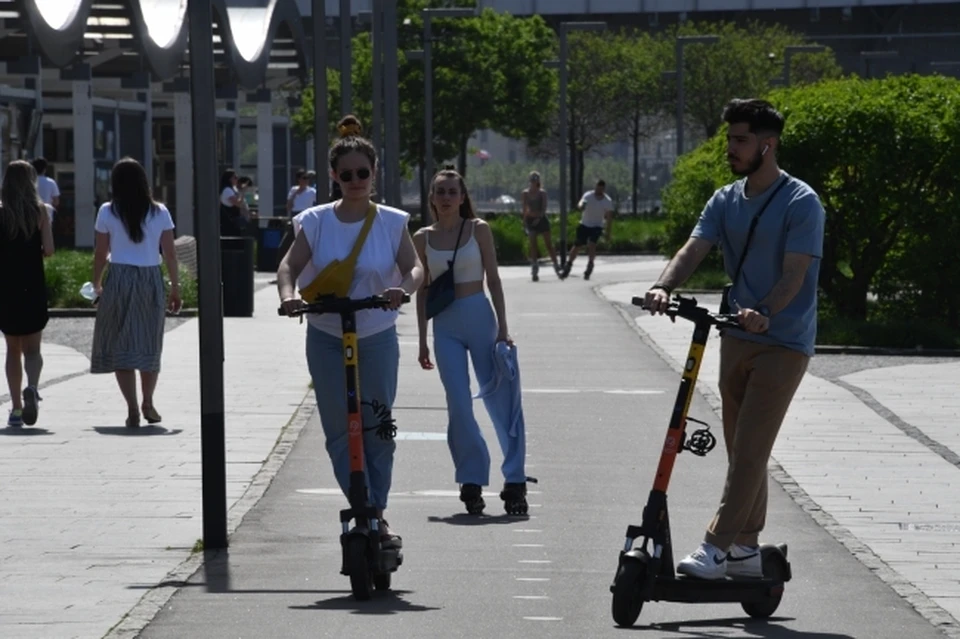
[91,157,182,428]
[414,169,531,516]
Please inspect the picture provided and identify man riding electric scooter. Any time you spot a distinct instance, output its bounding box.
[643,98,825,580]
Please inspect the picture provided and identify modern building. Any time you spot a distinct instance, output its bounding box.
[0,0,317,248]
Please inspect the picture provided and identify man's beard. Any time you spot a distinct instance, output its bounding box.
[729,148,764,177]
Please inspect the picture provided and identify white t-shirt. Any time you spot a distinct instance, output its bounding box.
[296,203,409,339]
[220,187,238,207]
[578,191,614,228]
[287,186,317,213]
[37,176,59,205]
[94,202,175,267]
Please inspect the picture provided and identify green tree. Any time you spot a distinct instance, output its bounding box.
[661,75,960,322]
[531,31,670,208]
[667,20,843,141]
[292,0,555,197]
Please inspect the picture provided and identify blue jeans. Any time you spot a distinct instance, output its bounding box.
[306,324,399,510]
[433,293,526,485]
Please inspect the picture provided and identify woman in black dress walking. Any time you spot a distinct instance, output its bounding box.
[0,160,55,428]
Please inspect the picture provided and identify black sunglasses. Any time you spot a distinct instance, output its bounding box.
[339,168,371,182]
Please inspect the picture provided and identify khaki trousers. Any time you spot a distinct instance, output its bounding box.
[704,335,809,550]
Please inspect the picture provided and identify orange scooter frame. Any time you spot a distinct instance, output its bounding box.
[610,294,792,627]
[280,293,408,601]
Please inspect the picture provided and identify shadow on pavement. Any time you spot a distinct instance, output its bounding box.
[637,616,855,638]
[0,426,53,436]
[289,590,441,615]
[427,513,530,526]
[92,425,184,436]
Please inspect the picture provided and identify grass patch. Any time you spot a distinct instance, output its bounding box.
[191,538,204,554]
[44,250,198,309]
[678,268,729,291]
[818,316,960,350]
[412,213,666,265]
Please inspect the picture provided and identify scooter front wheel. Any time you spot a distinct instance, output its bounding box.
[347,536,373,601]
[611,554,647,627]
[741,547,787,619]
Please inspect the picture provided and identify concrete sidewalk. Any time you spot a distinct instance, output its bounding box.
[599,276,960,637]
[0,285,310,639]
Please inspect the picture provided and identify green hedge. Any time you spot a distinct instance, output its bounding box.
[411,212,666,264]
[660,74,960,349]
[44,250,198,309]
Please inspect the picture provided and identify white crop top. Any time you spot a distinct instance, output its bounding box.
[426,221,484,284]
[296,203,409,339]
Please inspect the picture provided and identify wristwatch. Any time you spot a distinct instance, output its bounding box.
[651,283,673,294]
[755,305,770,317]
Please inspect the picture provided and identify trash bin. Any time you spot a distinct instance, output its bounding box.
[257,219,287,272]
[221,236,255,317]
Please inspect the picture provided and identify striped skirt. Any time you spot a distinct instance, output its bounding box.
[90,263,166,374]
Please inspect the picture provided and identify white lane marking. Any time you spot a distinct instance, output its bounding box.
[519,560,552,564]
[524,617,563,621]
[395,431,447,441]
[298,488,460,497]
[513,529,542,533]
[516,577,550,582]
[525,388,664,395]
[514,595,549,600]
[520,312,602,317]
[513,544,544,548]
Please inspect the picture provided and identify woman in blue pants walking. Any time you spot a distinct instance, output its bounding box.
[414,169,531,515]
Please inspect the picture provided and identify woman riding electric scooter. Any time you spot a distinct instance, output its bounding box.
[277,134,424,547]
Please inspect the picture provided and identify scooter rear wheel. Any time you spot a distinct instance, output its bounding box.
[347,537,373,601]
[611,555,647,627]
[741,547,786,619]
[374,572,392,591]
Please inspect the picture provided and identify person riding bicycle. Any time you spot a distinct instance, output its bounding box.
[277,134,424,547]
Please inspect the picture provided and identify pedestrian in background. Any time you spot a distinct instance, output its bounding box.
[91,157,182,428]
[0,160,55,428]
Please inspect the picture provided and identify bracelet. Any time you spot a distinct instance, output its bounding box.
[651,283,673,294]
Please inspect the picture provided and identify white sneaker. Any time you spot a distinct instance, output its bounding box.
[726,544,763,579]
[677,542,727,580]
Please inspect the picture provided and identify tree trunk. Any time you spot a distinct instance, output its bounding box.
[576,148,586,206]
[458,138,468,178]
[418,160,429,227]
[568,123,577,211]
[632,101,640,216]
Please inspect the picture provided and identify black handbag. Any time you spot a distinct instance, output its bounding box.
[719,177,788,314]
[425,218,466,320]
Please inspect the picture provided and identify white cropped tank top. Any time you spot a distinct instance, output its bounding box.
[425,221,484,284]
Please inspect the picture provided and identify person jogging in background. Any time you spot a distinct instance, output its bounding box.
[560,179,613,281]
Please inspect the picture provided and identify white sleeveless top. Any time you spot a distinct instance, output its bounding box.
[425,221,484,284]
[296,203,409,338]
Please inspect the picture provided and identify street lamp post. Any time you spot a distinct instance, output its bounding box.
[558,21,605,270]
[187,0,227,551]
[340,0,352,116]
[673,35,719,159]
[783,44,826,86]
[422,7,477,224]
[312,0,328,203]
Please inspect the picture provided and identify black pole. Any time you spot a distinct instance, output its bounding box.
[187,0,227,550]
[313,0,328,204]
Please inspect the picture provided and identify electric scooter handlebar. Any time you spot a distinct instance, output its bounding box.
[631,294,741,330]
[278,294,411,317]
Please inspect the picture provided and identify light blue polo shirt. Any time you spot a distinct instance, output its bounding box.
[691,171,825,356]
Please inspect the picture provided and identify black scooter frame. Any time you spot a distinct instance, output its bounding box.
[610,295,791,627]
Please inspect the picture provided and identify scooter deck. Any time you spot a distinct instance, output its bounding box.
[652,575,786,604]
